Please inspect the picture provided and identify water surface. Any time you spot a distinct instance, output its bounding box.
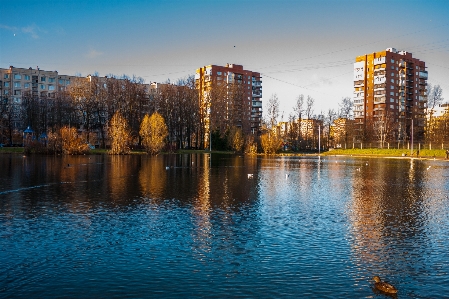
[1,154,449,298]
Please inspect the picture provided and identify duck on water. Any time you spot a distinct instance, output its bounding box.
[373,276,398,294]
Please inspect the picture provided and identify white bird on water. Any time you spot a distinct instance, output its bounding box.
[247,174,253,179]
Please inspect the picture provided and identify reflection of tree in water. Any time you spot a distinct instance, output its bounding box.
[108,155,140,204]
[139,156,166,199]
[349,158,431,283]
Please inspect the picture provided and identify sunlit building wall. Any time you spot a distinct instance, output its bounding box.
[195,64,262,144]
[353,48,428,142]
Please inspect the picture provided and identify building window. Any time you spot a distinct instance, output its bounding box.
[217,72,222,75]
[4,82,9,87]
[48,85,55,91]
[391,73,394,76]
[41,76,46,82]
[391,66,394,69]
[14,74,22,80]
[390,85,394,89]
[4,90,9,95]
[49,77,55,83]
[391,79,394,83]
[4,74,9,79]
[66,80,70,85]
[24,83,30,88]
[390,92,394,96]
[40,84,46,90]
[391,59,395,63]
[390,105,394,109]
[390,98,394,102]
[14,82,21,88]
[24,75,30,80]
[59,79,64,85]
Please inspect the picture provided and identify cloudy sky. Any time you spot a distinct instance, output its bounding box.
[1,0,448,117]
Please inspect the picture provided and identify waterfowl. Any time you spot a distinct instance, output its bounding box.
[373,276,397,294]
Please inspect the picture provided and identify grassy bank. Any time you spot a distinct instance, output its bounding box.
[323,148,447,158]
[0,147,24,154]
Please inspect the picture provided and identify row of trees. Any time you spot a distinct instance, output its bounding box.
[0,68,445,154]
[261,83,445,153]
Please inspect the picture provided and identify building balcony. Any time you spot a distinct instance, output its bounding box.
[252,93,262,98]
[354,81,364,87]
[419,71,428,79]
[374,107,385,111]
[374,76,386,84]
[419,96,427,102]
[252,81,262,87]
[252,101,262,108]
[374,97,386,104]
[374,57,386,65]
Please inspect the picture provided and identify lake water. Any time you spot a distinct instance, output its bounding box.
[1,154,449,298]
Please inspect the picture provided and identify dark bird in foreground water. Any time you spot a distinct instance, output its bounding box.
[373,276,398,294]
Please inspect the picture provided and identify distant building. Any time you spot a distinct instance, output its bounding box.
[195,64,262,147]
[353,48,428,142]
[331,118,354,148]
[0,66,77,144]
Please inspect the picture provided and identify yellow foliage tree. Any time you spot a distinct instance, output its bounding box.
[228,127,244,152]
[60,126,89,155]
[139,112,168,155]
[260,132,280,155]
[109,111,131,155]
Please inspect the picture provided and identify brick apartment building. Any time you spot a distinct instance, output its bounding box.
[353,48,428,142]
[195,64,262,147]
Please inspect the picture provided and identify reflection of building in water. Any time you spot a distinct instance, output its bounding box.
[349,159,430,276]
[192,154,212,254]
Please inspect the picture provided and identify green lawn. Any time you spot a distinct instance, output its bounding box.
[323,148,447,158]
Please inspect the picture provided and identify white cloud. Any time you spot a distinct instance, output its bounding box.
[86,49,104,58]
[1,23,45,39]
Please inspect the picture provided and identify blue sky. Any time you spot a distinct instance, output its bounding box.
[1,0,449,117]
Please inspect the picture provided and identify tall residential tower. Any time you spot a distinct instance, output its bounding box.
[195,64,262,147]
[353,48,428,142]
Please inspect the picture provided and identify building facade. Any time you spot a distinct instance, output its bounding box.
[195,64,262,147]
[0,66,77,144]
[353,48,428,143]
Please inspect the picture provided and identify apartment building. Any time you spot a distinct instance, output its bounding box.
[195,64,262,143]
[353,48,428,142]
[0,66,76,133]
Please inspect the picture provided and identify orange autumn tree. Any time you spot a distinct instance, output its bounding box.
[139,112,168,155]
[108,111,131,155]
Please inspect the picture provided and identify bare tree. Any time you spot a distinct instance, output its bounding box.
[324,109,337,148]
[425,84,444,145]
[339,97,353,119]
[304,95,315,148]
[266,93,280,129]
